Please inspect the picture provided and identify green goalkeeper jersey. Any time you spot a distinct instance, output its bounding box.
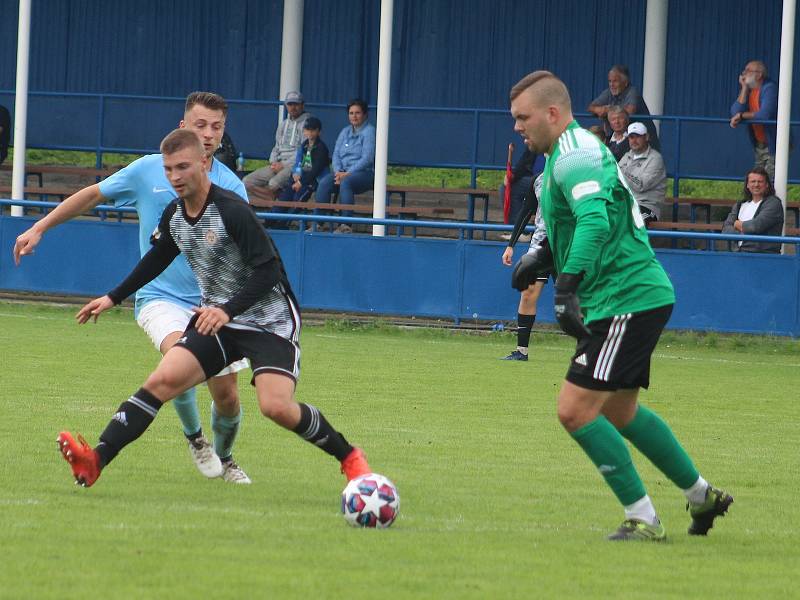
[540,120,675,323]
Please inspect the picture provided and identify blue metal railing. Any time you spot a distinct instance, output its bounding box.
[2,90,798,191]
[3,199,799,250]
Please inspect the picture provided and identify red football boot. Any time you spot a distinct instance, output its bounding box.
[57,432,101,487]
[340,447,372,481]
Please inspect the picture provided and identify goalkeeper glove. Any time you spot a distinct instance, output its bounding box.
[554,272,591,339]
[511,237,554,291]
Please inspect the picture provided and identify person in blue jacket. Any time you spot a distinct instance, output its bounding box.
[314,99,375,234]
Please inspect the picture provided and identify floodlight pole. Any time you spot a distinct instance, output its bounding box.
[11,0,31,217]
[278,0,304,128]
[372,0,394,237]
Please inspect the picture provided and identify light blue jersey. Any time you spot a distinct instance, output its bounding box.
[98,154,248,316]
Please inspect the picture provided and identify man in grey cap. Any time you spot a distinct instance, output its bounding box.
[618,121,666,227]
[245,91,312,198]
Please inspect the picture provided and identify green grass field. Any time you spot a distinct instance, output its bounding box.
[2,301,798,599]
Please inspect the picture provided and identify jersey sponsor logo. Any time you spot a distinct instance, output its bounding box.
[574,353,588,367]
[205,229,218,245]
[571,180,601,200]
[152,186,171,193]
[112,411,128,426]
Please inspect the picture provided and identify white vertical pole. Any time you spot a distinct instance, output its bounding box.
[278,0,304,128]
[372,0,393,237]
[11,0,31,217]
[642,0,668,134]
[774,0,795,239]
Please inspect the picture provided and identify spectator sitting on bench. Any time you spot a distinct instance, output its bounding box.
[280,117,330,203]
[722,167,784,254]
[605,105,630,162]
[314,99,376,234]
[618,122,666,227]
[244,91,311,200]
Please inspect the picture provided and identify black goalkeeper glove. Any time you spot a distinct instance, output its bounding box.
[554,272,591,339]
[511,237,554,291]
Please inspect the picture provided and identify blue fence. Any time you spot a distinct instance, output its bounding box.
[2,90,800,187]
[2,200,799,337]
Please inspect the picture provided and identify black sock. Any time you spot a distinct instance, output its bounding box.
[517,313,536,348]
[96,388,162,467]
[293,403,353,461]
[185,430,203,442]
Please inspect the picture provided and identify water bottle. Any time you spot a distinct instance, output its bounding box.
[236,152,245,173]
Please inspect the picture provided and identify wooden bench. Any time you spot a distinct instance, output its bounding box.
[0,184,80,201]
[667,197,800,228]
[649,219,800,250]
[247,190,455,236]
[0,164,119,187]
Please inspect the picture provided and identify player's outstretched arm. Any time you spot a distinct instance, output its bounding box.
[13,185,106,265]
[76,295,115,324]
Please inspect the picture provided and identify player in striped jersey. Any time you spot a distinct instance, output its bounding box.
[509,71,732,541]
[56,129,371,488]
[15,92,250,484]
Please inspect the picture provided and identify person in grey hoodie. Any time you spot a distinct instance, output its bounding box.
[244,91,311,198]
[722,167,784,253]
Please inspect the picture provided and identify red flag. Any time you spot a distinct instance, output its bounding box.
[503,143,514,224]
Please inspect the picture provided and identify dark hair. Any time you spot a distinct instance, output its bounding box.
[185,91,228,117]
[303,116,322,131]
[743,167,775,200]
[160,128,204,156]
[347,99,368,114]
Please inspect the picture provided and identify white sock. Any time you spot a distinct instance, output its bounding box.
[516,346,528,356]
[683,475,709,505]
[624,495,659,525]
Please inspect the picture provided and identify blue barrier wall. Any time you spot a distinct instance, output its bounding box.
[2,214,798,336]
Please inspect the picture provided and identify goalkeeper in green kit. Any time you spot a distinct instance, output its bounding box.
[509,71,733,541]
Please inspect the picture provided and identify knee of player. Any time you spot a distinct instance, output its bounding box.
[257,391,295,421]
[143,370,186,399]
[557,404,584,432]
[211,386,239,413]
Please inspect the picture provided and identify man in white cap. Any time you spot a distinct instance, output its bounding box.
[618,122,666,226]
[245,91,312,199]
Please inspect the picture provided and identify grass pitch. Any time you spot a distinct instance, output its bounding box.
[2,301,798,599]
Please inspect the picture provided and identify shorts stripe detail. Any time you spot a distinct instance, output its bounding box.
[252,366,298,382]
[212,333,228,368]
[593,313,631,381]
[128,396,159,418]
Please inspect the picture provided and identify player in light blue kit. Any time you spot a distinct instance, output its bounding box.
[13,92,252,483]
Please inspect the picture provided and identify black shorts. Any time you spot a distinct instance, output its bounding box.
[175,317,300,385]
[565,304,673,391]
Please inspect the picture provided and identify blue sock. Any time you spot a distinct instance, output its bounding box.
[172,388,201,437]
[211,402,241,461]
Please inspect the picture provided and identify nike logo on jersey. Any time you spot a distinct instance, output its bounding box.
[152,186,171,193]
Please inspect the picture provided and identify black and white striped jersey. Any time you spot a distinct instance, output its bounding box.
[153,185,300,341]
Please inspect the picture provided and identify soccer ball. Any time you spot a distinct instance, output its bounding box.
[341,473,400,528]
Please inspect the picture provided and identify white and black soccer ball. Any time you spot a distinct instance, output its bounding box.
[341,473,400,528]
